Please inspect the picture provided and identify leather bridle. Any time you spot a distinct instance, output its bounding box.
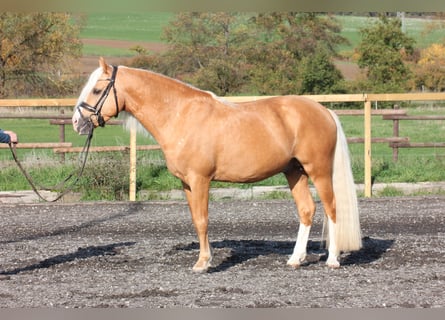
[77,65,119,127]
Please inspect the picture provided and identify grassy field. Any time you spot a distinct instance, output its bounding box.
[78,13,445,57]
[340,106,445,184]
[80,12,174,56]
[80,12,174,41]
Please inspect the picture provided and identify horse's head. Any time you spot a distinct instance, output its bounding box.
[72,57,122,135]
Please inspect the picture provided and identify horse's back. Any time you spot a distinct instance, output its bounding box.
[237,95,331,118]
[206,95,337,182]
[236,95,337,149]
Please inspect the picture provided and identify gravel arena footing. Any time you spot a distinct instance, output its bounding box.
[0,196,444,307]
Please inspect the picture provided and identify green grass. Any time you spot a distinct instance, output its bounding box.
[0,115,157,154]
[336,15,372,52]
[80,12,174,42]
[402,17,445,48]
[339,105,445,185]
[81,45,136,57]
[79,12,174,56]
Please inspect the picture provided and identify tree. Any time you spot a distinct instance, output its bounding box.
[247,42,300,95]
[131,12,347,96]
[0,13,83,97]
[356,16,416,93]
[248,12,347,94]
[300,48,345,94]
[266,12,348,60]
[413,43,445,92]
[161,12,250,95]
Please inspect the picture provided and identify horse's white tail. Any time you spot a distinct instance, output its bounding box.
[327,109,362,252]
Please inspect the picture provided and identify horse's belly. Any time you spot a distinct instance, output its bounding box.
[213,152,290,183]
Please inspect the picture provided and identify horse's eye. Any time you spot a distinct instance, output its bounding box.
[93,88,102,95]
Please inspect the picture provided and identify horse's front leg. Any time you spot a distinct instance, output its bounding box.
[182,178,212,272]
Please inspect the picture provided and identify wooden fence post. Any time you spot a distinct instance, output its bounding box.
[364,97,372,197]
[129,124,137,201]
[58,109,66,163]
[392,104,400,162]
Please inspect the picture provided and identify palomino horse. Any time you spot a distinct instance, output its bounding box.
[72,57,362,272]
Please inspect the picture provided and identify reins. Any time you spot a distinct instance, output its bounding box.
[9,65,119,202]
[8,127,94,202]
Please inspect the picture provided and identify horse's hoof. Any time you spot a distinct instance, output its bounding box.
[287,253,306,268]
[287,261,301,269]
[192,260,211,273]
[326,260,340,269]
[192,266,209,273]
[287,257,305,268]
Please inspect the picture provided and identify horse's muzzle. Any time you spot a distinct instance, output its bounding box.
[72,109,94,135]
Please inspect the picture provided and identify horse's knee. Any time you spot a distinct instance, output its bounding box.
[298,203,316,226]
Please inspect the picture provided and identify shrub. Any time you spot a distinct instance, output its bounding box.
[78,153,130,201]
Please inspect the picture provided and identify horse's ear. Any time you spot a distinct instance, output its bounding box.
[99,57,111,74]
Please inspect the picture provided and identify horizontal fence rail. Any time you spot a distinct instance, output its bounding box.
[0,142,72,149]
[2,92,445,199]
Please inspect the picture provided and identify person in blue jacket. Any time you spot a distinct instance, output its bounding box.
[0,129,18,144]
[0,128,17,280]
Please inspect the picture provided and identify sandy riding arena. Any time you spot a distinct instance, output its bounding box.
[0,196,444,307]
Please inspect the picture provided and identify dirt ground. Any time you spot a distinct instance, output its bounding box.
[0,196,444,308]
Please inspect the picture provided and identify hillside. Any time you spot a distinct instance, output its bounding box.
[78,13,444,81]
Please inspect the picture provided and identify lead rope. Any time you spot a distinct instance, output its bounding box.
[8,127,94,202]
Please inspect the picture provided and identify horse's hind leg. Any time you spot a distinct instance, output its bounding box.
[285,167,316,268]
[182,176,212,272]
[311,174,340,268]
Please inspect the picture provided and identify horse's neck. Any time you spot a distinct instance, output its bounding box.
[121,68,203,146]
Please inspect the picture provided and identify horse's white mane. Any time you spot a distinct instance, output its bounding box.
[120,112,151,137]
[204,90,235,106]
[141,67,236,107]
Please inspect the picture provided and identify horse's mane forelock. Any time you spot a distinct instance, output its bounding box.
[75,67,103,108]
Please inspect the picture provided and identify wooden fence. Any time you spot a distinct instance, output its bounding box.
[2,92,445,198]
[383,106,445,161]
